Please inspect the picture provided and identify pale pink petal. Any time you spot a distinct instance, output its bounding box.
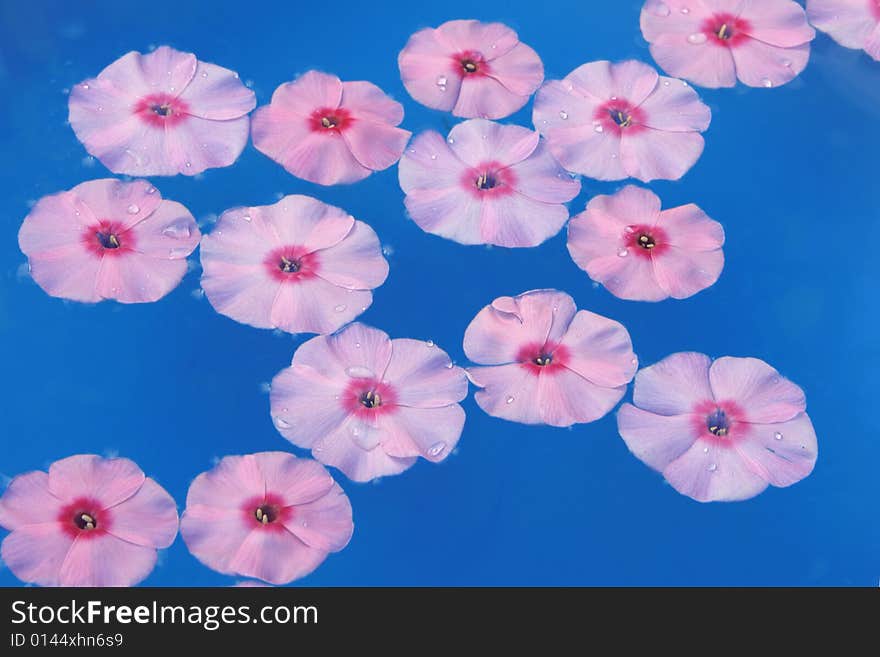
[180,504,253,576]
[617,404,699,471]
[619,129,705,182]
[178,60,256,120]
[453,76,531,119]
[269,71,343,116]
[403,187,483,245]
[314,220,389,289]
[648,38,738,88]
[1,523,73,586]
[59,533,159,587]
[652,246,724,299]
[658,203,725,250]
[637,77,712,131]
[200,262,280,330]
[536,369,626,426]
[479,193,570,248]
[807,0,879,50]
[25,246,103,303]
[127,199,200,259]
[505,141,581,203]
[0,472,63,529]
[105,478,178,549]
[463,290,577,364]
[575,252,668,301]
[735,413,818,487]
[163,114,250,175]
[594,184,662,223]
[315,420,417,482]
[541,125,627,180]
[633,352,714,415]
[379,405,465,461]
[568,60,660,105]
[664,441,769,502]
[532,79,603,130]
[138,45,198,93]
[270,367,351,449]
[740,0,815,47]
[184,455,264,509]
[71,179,163,231]
[90,51,154,97]
[486,42,544,96]
[48,455,145,508]
[18,192,94,256]
[383,339,468,407]
[865,23,880,59]
[641,0,708,43]
[559,310,637,387]
[708,357,806,423]
[434,19,520,56]
[269,278,374,335]
[263,129,370,185]
[227,528,327,585]
[342,120,410,171]
[68,106,169,176]
[398,131,464,191]
[282,483,353,552]
[290,323,393,382]
[253,196,355,255]
[250,453,334,506]
[397,28,463,113]
[341,80,405,124]
[94,252,189,304]
[469,364,545,425]
[448,119,539,167]
[730,40,810,88]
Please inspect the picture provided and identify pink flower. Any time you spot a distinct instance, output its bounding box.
[617,353,818,502]
[270,323,468,482]
[251,71,410,185]
[18,179,200,304]
[398,119,580,247]
[180,452,352,585]
[0,455,178,587]
[464,290,637,427]
[808,0,880,61]
[567,185,725,302]
[68,46,255,176]
[641,0,815,88]
[199,195,388,335]
[533,60,711,182]
[398,19,544,119]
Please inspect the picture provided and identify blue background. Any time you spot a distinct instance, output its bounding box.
[0,0,876,586]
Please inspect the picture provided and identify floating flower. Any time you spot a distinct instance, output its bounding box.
[251,71,410,185]
[617,353,818,502]
[567,185,725,302]
[533,60,711,182]
[270,323,468,482]
[180,452,352,585]
[640,0,815,88]
[18,179,200,304]
[807,0,880,61]
[68,46,255,176]
[398,119,580,247]
[464,290,637,427]
[199,195,388,335]
[0,455,178,587]
[398,19,544,119]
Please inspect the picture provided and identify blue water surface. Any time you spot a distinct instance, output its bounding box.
[0,0,877,586]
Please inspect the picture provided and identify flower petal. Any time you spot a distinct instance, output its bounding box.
[178,60,256,120]
[807,0,878,50]
[94,252,189,304]
[106,478,178,549]
[469,363,545,424]
[384,339,468,407]
[619,129,705,182]
[227,528,328,585]
[250,452,335,506]
[633,352,714,416]
[504,140,581,203]
[735,413,818,487]
[657,203,725,250]
[740,0,815,48]
[59,533,159,587]
[479,192,570,248]
[282,483,353,552]
[397,27,463,113]
[180,504,253,576]
[559,310,637,388]
[342,121,410,172]
[448,119,539,167]
[1,523,73,586]
[270,365,352,450]
[708,356,806,423]
[314,220,389,289]
[663,441,769,502]
[485,42,544,96]
[652,245,724,299]
[536,368,626,426]
[453,76,531,119]
[648,38,737,88]
[637,77,712,131]
[617,404,699,472]
[729,39,810,88]
[49,455,145,508]
[379,405,466,461]
[0,471,64,529]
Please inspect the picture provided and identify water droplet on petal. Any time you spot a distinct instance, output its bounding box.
[436,75,448,91]
[345,365,374,378]
[703,447,709,454]
[185,161,192,168]
[559,110,568,120]
[617,248,629,257]
[126,204,139,214]
[687,32,707,44]
[680,7,690,14]
[594,124,604,133]
[426,339,435,347]
[707,462,717,472]
[201,71,208,78]
[774,432,783,440]
[146,186,156,194]
[761,78,773,88]
[506,396,515,404]
[274,417,291,429]
[242,214,252,222]
[162,221,192,239]
[82,83,90,89]
[334,304,347,312]
[430,153,437,160]
[428,442,447,457]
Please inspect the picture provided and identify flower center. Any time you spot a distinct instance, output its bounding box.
[706,408,730,437]
[637,234,656,250]
[611,109,633,128]
[461,59,479,74]
[74,511,97,531]
[254,504,279,524]
[279,256,300,273]
[534,353,553,367]
[716,23,731,40]
[152,103,173,117]
[360,390,382,409]
[96,231,121,249]
[476,171,497,190]
[320,116,338,129]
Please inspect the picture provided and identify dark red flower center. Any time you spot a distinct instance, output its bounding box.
[462,161,516,198]
[360,390,382,409]
[343,378,397,418]
[134,93,190,127]
[58,497,107,538]
[265,246,319,282]
[692,400,746,444]
[243,493,291,530]
[873,1,880,21]
[594,99,647,135]
[83,220,135,258]
[706,408,730,437]
[74,511,98,530]
[453,50,490,78]
[701,13,752,47]
[625,224,669,259]
[309,107,353,133]
[96,231,121,250]
[517,342,570,375]
[254,504,279,524]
